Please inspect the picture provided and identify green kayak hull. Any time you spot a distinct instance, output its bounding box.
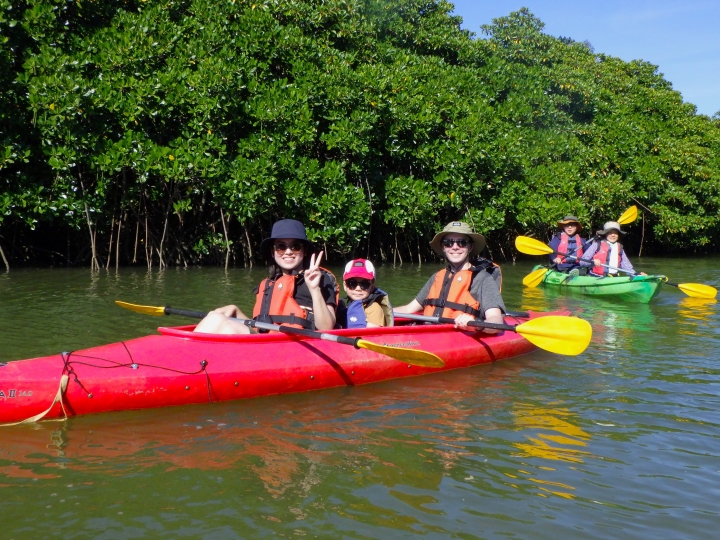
[533,266,664,303]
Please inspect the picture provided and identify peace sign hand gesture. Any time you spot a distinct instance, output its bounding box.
[305,251,324,291]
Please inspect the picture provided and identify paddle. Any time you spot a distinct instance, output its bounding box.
[393,311,592,356]
[523,267,551,288]
[115,301,445,368]
[523,206,640,288]
[515,236,717,299]
[616,205,638,226]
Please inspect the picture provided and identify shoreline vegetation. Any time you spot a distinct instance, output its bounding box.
[1,1,719,271]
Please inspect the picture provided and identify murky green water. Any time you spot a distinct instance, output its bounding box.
[1,259,719,539]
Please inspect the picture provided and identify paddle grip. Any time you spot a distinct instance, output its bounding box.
[435,317,515,332]
[165,307,209,319]
[394,311,527,323]
[247,319,360,347]
[334,335,362,348]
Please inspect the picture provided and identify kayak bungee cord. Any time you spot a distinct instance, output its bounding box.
[1,345,218,426]
[61,348,217,403]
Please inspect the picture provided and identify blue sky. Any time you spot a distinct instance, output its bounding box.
[449,1,720,117]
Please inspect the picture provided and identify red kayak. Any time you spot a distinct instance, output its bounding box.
[0,311,567,424]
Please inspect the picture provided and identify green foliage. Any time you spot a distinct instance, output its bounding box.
[1,1,719,267]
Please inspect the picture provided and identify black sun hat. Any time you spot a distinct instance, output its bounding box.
[259,219,314,260]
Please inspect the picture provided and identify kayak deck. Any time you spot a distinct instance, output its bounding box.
[0,311,567,424]
[535,266,664,303]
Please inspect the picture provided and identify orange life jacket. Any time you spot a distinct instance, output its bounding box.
[422,267,481,319]
[558,232,584,262]
[252,269,339,330]
[592,241,623,276]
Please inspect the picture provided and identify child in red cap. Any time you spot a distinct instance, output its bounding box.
[342,259,393,328]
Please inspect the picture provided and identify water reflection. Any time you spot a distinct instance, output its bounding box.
[0,363,541,496]
[580,302,656,353]
[512,404,590,466]
[519,286,552,313]
[2,262,720,538]
[677,297,717,337]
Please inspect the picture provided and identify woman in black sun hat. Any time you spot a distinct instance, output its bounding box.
[194,219,339,334]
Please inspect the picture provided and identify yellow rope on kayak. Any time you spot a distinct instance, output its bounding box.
[0,374,69,427]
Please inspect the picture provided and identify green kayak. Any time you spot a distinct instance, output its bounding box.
[533,266,664,303]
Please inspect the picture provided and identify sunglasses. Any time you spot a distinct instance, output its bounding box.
[345,279,373,291]
[441,238,471,248]
[274,242,304,254]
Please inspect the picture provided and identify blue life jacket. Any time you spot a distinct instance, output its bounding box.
[346,288,392,329]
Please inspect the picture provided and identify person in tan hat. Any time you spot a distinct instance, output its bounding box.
[579,221,646,277]
[394,221,505,330]
[549,215,587,273]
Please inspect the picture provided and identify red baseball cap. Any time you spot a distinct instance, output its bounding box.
[343,259,376,281]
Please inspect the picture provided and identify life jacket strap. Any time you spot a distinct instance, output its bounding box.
[268,313,314,330]
[422,298,482,318]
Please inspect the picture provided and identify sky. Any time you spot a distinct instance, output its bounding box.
[449,0,720,117]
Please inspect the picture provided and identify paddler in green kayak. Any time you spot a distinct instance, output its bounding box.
[194,219,339,334]
[394,221,505,331]
[579,221,647,277]
[549,215,588,274]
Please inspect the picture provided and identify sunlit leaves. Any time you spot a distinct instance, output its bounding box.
[1,1,719,264]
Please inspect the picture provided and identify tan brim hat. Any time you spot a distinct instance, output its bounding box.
[597,221,626,235]
[557,215,583,230]
[429,221,486,258]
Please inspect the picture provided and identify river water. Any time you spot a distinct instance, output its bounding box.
[1,259,719,539]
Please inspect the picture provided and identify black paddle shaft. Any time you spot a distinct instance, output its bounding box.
[163,306,361,348]
[165,306,208,319]
[396,312,517,332]
[437,316,515,332]
[246,320,361,347]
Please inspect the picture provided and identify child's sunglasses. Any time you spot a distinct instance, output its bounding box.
[345,279,372,291]
[441,238,470,248]
[274,242,304,253]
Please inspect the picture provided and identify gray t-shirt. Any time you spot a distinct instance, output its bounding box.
[415,269,506,316]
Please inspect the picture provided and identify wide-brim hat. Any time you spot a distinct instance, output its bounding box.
[557,215,583,230]
[597,221,626,236]
[429,221,486,258]
[259,219,314,260]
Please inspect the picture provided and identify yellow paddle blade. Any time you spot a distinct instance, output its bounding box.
[115,300,166,316]
[676,282,717,299]
[515,316,592,356]
[515,236,554,256]
[523,267,549,288]
[357,339,445,368]
[617,205,638,225]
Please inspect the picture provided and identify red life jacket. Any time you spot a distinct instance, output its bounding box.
[422,268,481,319]
[252,269,339,330]
[592,241,623,276]
[558,232,583,263]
